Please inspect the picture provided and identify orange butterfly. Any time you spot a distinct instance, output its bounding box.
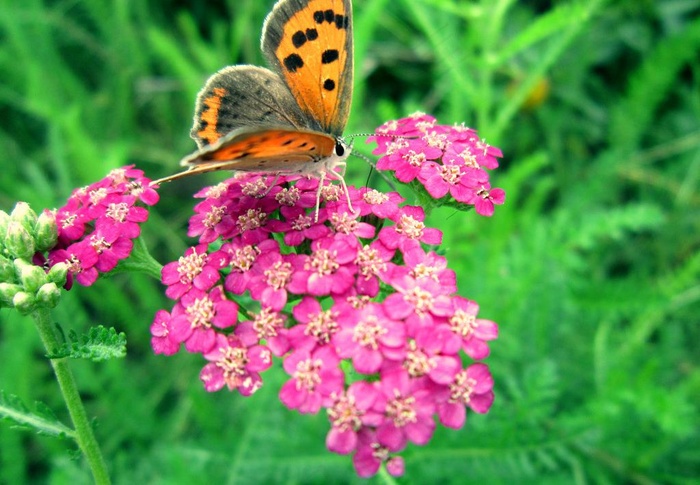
[154,0,354,207]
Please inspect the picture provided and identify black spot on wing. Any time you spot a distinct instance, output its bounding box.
[323,79,336,91]
[284,54,304,72]
[322,49,339,64]
[292,30,307,48]
[335,14,348,29]
[306,28,318,40]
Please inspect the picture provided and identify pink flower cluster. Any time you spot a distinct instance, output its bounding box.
[45,166,159,287]
[371,112,505,216]
[151,116,501,478]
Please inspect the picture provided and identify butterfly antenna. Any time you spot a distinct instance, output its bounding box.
[346,133,418,141]
[349,149,398,192]
[344,132,418,192]
[150,168,197,186]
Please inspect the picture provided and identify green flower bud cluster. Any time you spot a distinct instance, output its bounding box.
[0,202,65,314]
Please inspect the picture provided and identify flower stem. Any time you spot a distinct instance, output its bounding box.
[32,307,111,484]
[113,235,163,280]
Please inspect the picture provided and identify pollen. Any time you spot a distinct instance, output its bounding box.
[204,182,229,199]
[403,150,427,167]
[459,146,479,167]
[230,245,260,272]
[410,262,438,282]
[105,202,129,223]
[241,178,268,197]
[355,245,386,279]
[395,214,425,240]
[237,208,267,232]
[385,395,418,428]
[293,357,324,392]
[89,188,108,205]
[404,340,435,377]
[186,296,215,329]
[353,315,386,350]
[264,260,293,290]
[176,250,207,283]
[90,235,111,254]
[204,205,226,229]
[218,346,249,380]
[307,248,340,276]
[327,392,362,431]
[306,309,339,345]
[276,186,301,206]
[449,309,477,338]
[362,189,389,205]
[291,213,313,231]
[252,308,284,339]
[330,212,357,234]
[405,286,434,316]
[439,164,462,184]
[423,131,448,149]
[449,369,477,405]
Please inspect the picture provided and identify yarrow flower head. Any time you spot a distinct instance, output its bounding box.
[370,112,505,216]
[151,115,502,478]
[45,166,159,288]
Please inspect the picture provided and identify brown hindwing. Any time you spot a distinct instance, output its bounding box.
[190,65,309,148]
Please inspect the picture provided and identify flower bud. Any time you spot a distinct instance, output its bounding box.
[14,259,48,293]
[0,255,14,282]
[0,210,9,245]
[4,221,36,260]
[34,210,58,252]
[0,282,22,306]
[36,282,61,308]
[12,290,37,315]
[48,262,68,287]
[10,202,38,234]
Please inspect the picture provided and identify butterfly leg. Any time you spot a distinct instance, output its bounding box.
[313,171,327,223]
[260,173,282,197]
[326,162,357,217]
[336,171,357,216]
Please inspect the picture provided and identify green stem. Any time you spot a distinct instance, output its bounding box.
[32,307,111,485]
[110,235,163,280]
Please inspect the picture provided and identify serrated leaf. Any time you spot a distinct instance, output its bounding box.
[0,391,74,439]
[48,325,127,362]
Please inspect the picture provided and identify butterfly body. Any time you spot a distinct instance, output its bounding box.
[155,0,354,187]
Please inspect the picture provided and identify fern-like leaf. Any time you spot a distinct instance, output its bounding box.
[609,15,700,151]
[0,391,74,438]
[48,325,127,362]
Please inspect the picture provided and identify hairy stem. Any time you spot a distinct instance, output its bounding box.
[32,307,111,485]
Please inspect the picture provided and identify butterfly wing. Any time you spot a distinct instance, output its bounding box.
[261,0,353,136]
[180,126,337,174]
[190,65,310,148]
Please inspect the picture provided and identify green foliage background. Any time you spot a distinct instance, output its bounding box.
[1,0,698,483]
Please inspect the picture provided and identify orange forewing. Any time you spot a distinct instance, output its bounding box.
[181,128,337,172]
[263,0,353,136]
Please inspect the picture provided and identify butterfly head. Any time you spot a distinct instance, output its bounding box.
[328,137,351,167]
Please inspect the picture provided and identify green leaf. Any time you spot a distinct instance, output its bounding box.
[48,325,127,362]
[609,14,700,151]
[0,391,74,439]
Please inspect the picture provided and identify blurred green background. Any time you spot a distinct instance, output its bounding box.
[1,0,699,483]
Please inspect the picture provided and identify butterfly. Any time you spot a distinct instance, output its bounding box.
[154,0,354,210]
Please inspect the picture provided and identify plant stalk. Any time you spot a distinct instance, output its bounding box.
[32,307,111,485]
